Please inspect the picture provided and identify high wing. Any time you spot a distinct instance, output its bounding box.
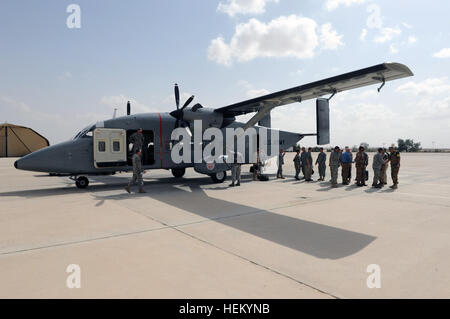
[214,63,413,123]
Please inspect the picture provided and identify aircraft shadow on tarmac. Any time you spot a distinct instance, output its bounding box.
[0,175,376,260]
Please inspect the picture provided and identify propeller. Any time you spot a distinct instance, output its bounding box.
[170,83,195,128]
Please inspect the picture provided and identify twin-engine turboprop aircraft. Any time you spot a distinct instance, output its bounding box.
[14,62,413,188]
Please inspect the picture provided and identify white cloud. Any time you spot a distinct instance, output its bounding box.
[433,48,450,58]
[325,0,366,11]
[207,37,233,66]
[319,23,344,50]
[246,88,270,98]
[237,80,270,98]
[374,27,402,43]
[1,96,31,113]
[402,22,413,29]
[390,44,399,54]
[208,15,343,65]
[396,78,450,96]
[360,28,367,41]
[407,36,417,44]
[217,0,279,17]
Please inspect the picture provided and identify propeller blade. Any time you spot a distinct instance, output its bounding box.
[181,95,194,110]
[174,83,180,109]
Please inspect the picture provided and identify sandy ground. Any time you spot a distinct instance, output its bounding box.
[0,152,449,298]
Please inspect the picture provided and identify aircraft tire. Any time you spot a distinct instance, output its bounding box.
[210,171,227,183]
[75,176,89,189]
[172,168,186,178]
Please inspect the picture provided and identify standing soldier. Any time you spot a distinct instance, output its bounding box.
[229,150,243,187]
[354,146,368,187]
[300,147,308,179]
[293,149,302,180]
[304,147,313,181]
[389,146,401,189]
[315,147,327,181]
[277,149,286,179]
[340,146,353,185]
[252,149,261,181]
[329,146,341,188]
[380,148,389,185]
[372,148,385,188]
[125,149,146,194]
[129,128,145,160]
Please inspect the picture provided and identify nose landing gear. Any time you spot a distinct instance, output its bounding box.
[71,176,89,189]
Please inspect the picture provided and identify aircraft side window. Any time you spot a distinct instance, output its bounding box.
[98,141,106,152]
[112,140,121,152]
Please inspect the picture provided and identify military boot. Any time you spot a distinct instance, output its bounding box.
[139,187,146,193]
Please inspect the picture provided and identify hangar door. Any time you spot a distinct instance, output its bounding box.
[93,128,127,168]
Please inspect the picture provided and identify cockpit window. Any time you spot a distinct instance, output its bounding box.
[73,124,95,140]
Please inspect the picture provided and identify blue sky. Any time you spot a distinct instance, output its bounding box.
[1,0,449,148]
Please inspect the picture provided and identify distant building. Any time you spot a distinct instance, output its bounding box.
[0,123,49,157]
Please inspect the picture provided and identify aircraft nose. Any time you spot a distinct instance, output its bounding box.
[14,143,66,173]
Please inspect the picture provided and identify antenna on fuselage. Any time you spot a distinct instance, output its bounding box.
[127,101,131,116]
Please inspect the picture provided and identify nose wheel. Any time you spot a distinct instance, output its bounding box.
[210,171,227,183]
[171,168,186,178]
[74,176,89,189]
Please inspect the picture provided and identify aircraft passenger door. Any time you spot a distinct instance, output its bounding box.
[93,128,127,168]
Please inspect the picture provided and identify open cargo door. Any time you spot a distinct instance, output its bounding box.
[93,128,127,168]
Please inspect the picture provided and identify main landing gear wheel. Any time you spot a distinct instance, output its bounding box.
[171,168,186,178]
[75,176,89,189]
[210,171,227,183]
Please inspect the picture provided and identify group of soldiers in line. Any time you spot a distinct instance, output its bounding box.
[275,145,401,189]
[124,128,401,193]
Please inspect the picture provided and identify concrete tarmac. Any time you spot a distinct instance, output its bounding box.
[1,153,449,298]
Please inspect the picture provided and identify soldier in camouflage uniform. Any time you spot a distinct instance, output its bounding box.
[293,149,302,180]
[277,149,286,179]
[300,147,308,179]
[389,146,401,189]
[129,128,145,160]
[354,146,368,187]
[372,148,385,188]
[329,146,341,188]
[304,147,313,182]
[380,148,389,185]
[125,149,146,194]
[315,147,327,181]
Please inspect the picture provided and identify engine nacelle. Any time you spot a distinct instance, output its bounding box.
[182,107,222,128]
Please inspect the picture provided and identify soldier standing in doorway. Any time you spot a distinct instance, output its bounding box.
[129,128,145,162]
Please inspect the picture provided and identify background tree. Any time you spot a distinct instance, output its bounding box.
[397,139,422,152]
